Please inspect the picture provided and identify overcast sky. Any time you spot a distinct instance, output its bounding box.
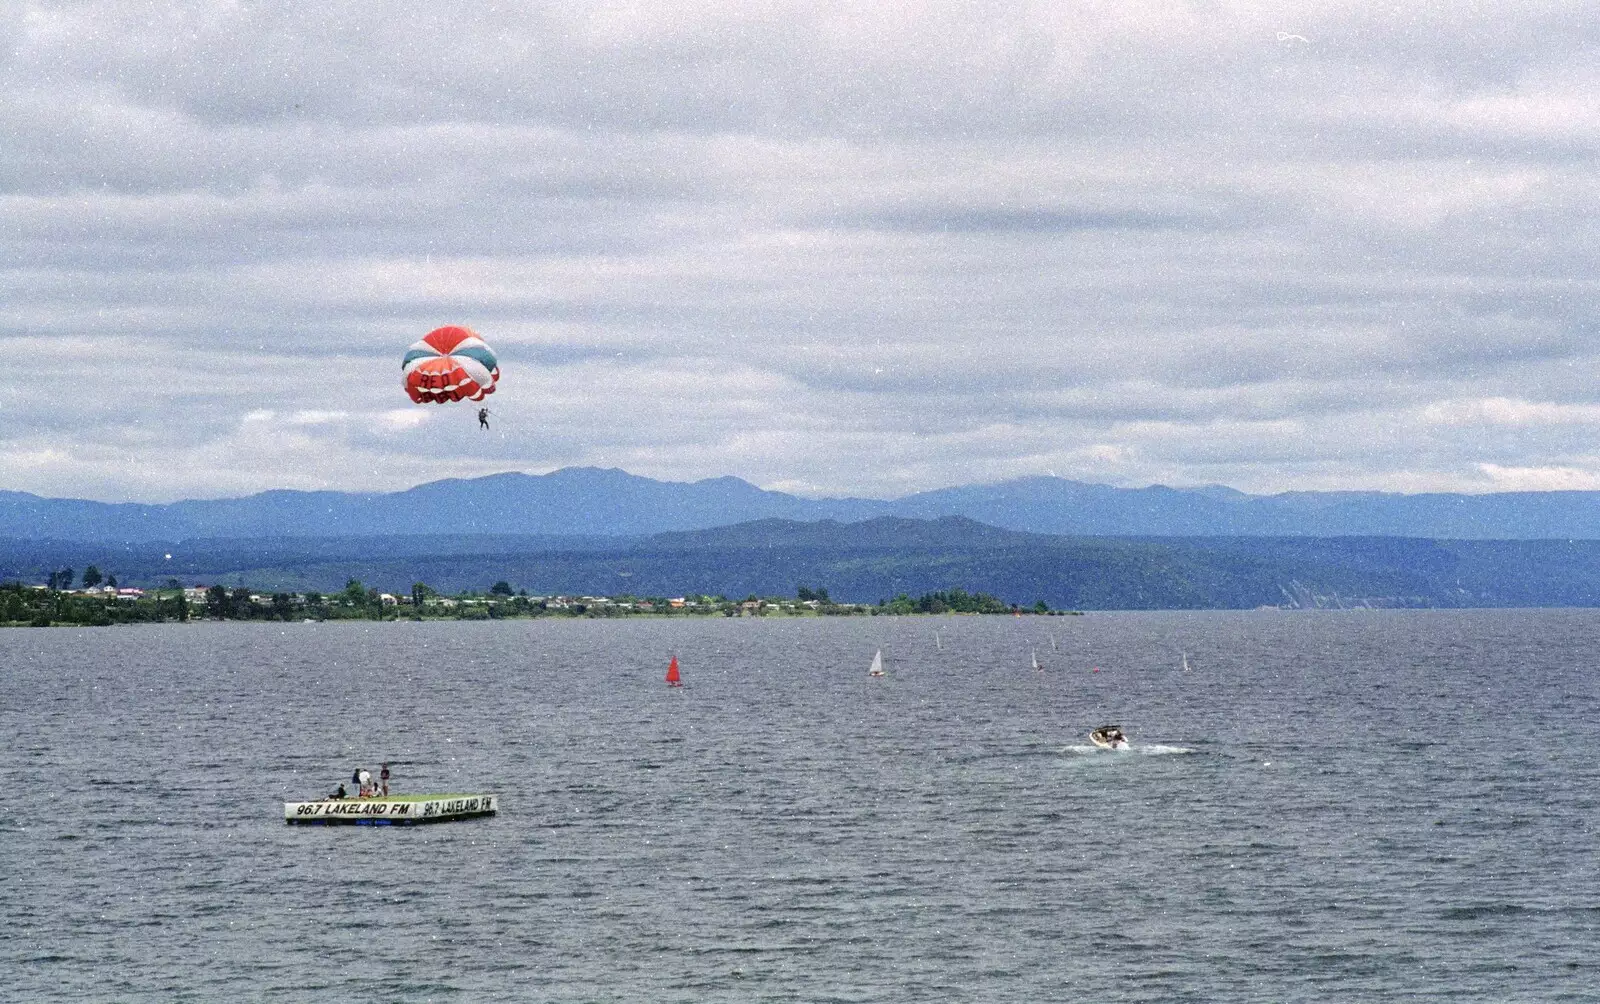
[4,2,1599,502]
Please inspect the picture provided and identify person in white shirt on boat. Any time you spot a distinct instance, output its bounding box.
[356,767,373,797]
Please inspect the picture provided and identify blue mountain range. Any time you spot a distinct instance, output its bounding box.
[6,466,1600,542]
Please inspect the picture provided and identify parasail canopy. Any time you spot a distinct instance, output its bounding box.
[402,325,499,403]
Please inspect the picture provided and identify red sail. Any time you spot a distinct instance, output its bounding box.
[665,655,682,687]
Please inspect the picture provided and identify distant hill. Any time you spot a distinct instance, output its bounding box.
[7,466,1600,541]
[0,468,883,541]
[893,477,1600,538]
[10,516,1600,609]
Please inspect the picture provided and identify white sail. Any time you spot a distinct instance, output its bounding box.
[1182,651,1190,672]
[869,649,885,676]
[935,630,942,651]
[1031,647,1042,672]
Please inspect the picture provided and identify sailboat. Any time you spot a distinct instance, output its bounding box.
[1050,634,1058,652]
[1181,651,1191,672]
[935,630,942,651]
[868,649,885,677]
[1031,648,1043,673]
[665,655,683,687]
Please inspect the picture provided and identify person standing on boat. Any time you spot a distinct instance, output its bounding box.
[379,763,390,796]
[357,767,372,797]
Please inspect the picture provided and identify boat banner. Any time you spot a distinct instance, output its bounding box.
[284,794,496,824]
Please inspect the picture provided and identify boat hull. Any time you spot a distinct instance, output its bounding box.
[284,794,497,826]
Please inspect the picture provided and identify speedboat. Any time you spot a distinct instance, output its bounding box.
[1089,725,1129,750]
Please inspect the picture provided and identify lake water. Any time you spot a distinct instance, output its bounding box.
[2,611,1597,1002]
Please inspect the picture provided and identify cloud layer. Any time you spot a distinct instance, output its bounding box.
[5,1,1599,500]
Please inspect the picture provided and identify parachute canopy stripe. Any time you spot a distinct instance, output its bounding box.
[448,345,498,370]
[402,325,500,404]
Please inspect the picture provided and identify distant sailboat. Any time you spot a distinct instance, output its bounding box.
[1032,648,1043,673]
[868,649,885,677]
[666,654,683,687]
[1050,634,1058,652]
[1181,651,1191,672]
[935,630,942,651]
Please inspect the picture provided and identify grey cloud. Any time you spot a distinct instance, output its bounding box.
[842,206,1200,234]
[6,2,1600,500]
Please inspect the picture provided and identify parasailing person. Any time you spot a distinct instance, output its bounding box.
[401,325,501,427]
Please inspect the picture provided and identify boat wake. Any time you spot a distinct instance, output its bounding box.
[1061,743,1195,756]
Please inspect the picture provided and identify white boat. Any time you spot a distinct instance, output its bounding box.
[1182,651,1191,672]
[868,648,885,677]
[935,630,942,651]
[1089,725,1129,750]
[1031,647,1043,673]
[285,793,497,826]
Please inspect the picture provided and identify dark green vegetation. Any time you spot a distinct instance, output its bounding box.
[0,577,1029,626]
[1,582,189,627]
[10,515,1600,611]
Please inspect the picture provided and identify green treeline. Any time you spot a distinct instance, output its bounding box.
[2,578,1064,626]
[876,589,1027,615]
[1,582,188,627]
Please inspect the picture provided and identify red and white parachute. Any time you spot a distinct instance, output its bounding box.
[402,326,500,403]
